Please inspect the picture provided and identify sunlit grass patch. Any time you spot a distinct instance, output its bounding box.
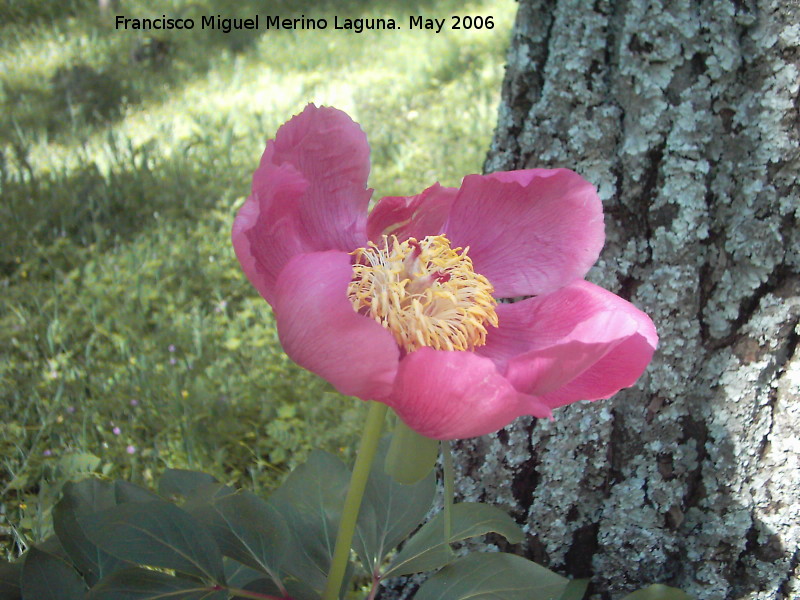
[0,0,516,558]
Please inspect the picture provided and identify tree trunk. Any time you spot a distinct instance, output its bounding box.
[443,1,800,599]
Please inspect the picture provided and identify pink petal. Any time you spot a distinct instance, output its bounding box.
[232,164,309,305]
[444,169,605,298]
[388,349,551,440]
[478,280,657,408]
[535,330,657,409]
[366,183,457,242]
[256,104,372,252]
[273,251,400,400]
[234,105,373,305]
[504,311,638,394]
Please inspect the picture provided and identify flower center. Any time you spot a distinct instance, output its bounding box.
[348,235,498,352]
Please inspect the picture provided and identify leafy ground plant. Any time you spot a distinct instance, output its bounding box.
[0,434,692,600]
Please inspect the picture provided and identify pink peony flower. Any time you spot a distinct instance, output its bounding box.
[232,104,657,440]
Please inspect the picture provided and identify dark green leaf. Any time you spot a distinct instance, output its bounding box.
[53,479,128,585]
[223,558,265,588]
[415,552,568,600]
[281,577,323,600]
[89,567,227,600]
[114,480,161,504]
[622,584,694,600]
[159,469,218,500]
[0,558,21,600]
[268,450,350,594]
[21,547,86,600]
[559,578,590,600]
[385,502,524,577]
[182,482,237,511]
[80,499,226,583]
[236,577,285,599]
[384,419,439,485]
[283,576,322,600]
[195,490,289,585]
[355,436,436,572]
[36,534,69,558]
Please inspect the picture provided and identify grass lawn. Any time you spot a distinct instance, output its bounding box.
[0,0,515,561]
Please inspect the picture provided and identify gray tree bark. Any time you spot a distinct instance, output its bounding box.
[442,1,799,599]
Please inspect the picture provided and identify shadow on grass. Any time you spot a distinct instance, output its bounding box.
[0,0,506,275]
[0,136,240,278]
[0,0,466,140]
[0,0,97,28]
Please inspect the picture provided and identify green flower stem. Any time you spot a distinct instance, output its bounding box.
[322,400,388,600]
[442,440,454,545]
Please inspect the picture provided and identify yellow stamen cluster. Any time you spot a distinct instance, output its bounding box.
[348,235,498,352]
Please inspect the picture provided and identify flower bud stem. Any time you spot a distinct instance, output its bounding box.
[322,401,388,600]
[442,441,454,546]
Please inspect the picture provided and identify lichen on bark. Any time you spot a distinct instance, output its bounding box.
[452,1,799,599]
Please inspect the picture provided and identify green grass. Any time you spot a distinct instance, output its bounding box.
[0,0,515,560]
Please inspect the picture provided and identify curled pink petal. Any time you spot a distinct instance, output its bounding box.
[535,329,657,409]
[505,311,638,394]
[234,105,372,304]
[367,183,457,242]
[257,104,372,252]
[479,280,657,406]
[273,251,400,400]
[389,349,551,440]
[232,164,309,305]
[444,169,605,298]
